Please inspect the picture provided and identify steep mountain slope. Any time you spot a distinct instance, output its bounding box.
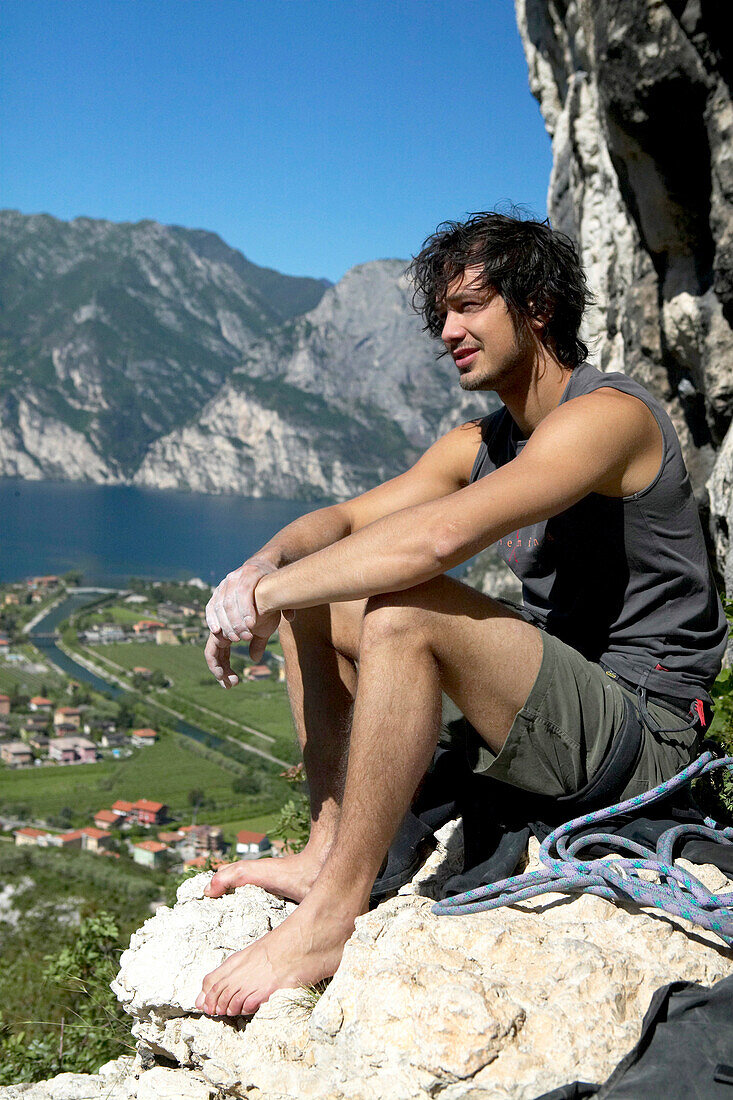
[0,211,330,480]
[515,0,733,498]
[134,261,494,497]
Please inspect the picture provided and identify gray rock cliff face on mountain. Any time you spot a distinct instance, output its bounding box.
[1,214,492,497]
[515,0,733,515]
[134,261,492,497]
[0,211,330,483]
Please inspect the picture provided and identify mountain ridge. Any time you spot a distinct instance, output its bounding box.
[0,211,494,496]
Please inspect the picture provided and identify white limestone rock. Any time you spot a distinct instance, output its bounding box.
[515,0,733,504]
[133,259,495,498]
[7,839,733,1100]
[708,420,733,599]
[111,874,294,1029]
[0,1065,220,1099]
[0,397,119,484]
[106,842,733,1100]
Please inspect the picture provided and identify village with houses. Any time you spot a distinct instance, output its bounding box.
[15,805,276,874]
[0,573,301,879]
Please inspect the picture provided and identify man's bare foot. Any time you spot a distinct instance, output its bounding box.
[204,849,326,904]
[195,893,361,1017]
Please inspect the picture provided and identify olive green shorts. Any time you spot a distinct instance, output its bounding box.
[459,628,703,802]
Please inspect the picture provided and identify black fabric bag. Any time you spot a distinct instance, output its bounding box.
[536,976,733,1099]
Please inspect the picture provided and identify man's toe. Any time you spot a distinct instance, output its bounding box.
[205,873,229,898]
[226,991,247,1017]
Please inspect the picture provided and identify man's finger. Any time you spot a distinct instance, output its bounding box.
[204,633,238,687]
[205,596,222,635]
[213,595,241,643]
[232,585,253,636]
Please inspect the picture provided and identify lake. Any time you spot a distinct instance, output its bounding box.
[0,478,328,586]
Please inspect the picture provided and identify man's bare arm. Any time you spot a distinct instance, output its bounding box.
[249,390,660,618]
[204,421,481,674]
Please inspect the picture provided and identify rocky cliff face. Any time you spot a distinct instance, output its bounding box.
[515,0,733,505]
[134,261,492,497]
[0,211,330,483]
[1,214,492,497]
[5,837,733,1099]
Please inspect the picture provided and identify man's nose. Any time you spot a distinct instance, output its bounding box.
[441,310,465,344]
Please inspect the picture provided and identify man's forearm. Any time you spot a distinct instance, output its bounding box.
[253,503,353,568]
[254,501,450,615]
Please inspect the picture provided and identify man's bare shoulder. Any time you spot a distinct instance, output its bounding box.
[540,386,657,440]
[343,419,483,532]
[426,419,485,484]
[522,387,663,497]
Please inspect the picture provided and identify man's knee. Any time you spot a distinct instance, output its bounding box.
[281,600,363,661]
[361,590,431,647]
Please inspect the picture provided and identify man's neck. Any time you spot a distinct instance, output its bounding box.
[499,353,576,438]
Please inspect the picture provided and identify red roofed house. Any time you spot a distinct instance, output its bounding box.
[0,694,10,717]
[53,707,81,730]
[183,855,228,872]
[243,665,271,680]
[28,575,59,589]
[111,799,134,818]
[133,840,169,869]
[93,809,121,830]
[236,830,272,859]
[80,827,113,853]
[132,799,167,826]
[133,620,165,635]
[15,826,50,847]
[55,830,84,849]
[157,830,185,845]
[29,697,52,712]
[131,728,157,748]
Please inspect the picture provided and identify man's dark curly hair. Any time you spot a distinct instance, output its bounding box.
[408,210,592,369]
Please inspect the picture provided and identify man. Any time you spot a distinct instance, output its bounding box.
[195,212,727,1018]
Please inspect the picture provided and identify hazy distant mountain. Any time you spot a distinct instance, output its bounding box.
[0,211,494,495]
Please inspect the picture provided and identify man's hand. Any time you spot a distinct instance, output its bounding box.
[205,557,287,685]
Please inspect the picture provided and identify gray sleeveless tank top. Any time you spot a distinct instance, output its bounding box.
[469,362,728,703]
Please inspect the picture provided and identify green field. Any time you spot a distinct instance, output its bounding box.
[0,648,66,696]
[0,733,282,826]
[91,641,298,759]
[77,603,156,627]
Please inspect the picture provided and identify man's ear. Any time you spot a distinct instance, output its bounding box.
[526,301,548,333]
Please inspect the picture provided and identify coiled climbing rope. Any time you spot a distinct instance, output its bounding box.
[433,750,733,947]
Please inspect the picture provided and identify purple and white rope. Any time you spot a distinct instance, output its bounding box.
[433,751,733,946]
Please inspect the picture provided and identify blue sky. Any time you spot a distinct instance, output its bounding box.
[1,0,552,282]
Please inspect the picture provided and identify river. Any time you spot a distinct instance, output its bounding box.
[28,591,288,766]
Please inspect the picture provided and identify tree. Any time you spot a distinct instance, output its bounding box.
[188,788,206,816]
[232,773,262,796]
[116,696,137,729]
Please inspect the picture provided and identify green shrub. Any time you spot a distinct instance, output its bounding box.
[0,912,134,1085]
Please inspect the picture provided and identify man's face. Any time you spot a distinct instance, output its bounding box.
[439,266,531,393]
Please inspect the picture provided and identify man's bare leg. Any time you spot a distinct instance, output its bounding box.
[205,601,363,902]
[197,577,544,1016]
